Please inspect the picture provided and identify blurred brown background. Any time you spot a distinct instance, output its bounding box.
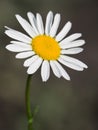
[0,0,98,130]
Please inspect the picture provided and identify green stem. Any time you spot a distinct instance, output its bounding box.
[25,75,33,130]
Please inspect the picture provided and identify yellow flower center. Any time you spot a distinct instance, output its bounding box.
[32,35,60,60]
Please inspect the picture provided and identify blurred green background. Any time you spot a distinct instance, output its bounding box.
[0,0,98,130]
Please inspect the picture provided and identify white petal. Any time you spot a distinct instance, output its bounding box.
[5,26,15,30]
[15,14,37,37]
[60,40,85,49]
[16,51,35,59]
[50,61,61,78]
[6,44,32,52]
[24,55,39,67]
[10,41,31,46]
[49,14,61,37]
[27,12,39,35]
[27,57,43,74]
[60,55,88,68]
[5,30,32,43]
[41,60,50,82]
[60,33,82,44]
[61,47,83,54]
[45,11,53,35]
[36,13,44,34]
[58,57,84,71]
[56,21,72,42]
[54,61,70,80]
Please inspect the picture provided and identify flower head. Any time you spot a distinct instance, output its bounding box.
[5,11,88,81]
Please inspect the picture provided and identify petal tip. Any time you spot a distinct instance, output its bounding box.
[82,40,86,44]
[68,21,72,25]
[15,54,20,59]
[84,64,88,69]
[48,11,53,14]
[5,45,9,50]
[4,26,9,29]
[66,76,71,81]
[15,14,21,20]
[4,30,7,34]
[5,45,8,50]
[23,63,28,67]
[42,79,48,82]
[15,14,19,17]
[27,69,31,74]
[27,12,33,16]
[67,21,72,28]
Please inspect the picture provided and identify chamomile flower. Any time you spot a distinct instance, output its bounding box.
[5,11,88,81]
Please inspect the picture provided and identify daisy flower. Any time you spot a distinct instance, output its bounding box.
[5,11,88,81]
